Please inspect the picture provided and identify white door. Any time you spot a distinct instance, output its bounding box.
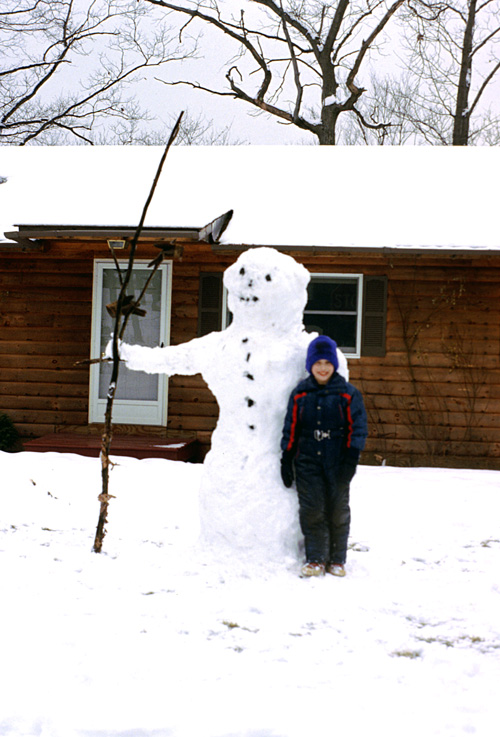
[89,259,171,425]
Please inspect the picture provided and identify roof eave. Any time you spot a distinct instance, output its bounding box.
[212,243,500,257]
[7,225,202,242]
[4,210,235,247]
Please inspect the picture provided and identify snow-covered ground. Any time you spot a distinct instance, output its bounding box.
[1,450,499,737]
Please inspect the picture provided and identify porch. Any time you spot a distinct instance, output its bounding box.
[22,432,200,462]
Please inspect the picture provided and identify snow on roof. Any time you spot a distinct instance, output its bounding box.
[1,145,499,250]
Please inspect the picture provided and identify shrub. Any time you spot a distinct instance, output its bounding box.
[0,412,20,452]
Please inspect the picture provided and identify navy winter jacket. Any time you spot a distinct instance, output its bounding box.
[281,373,368,467]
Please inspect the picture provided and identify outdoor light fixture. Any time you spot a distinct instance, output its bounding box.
[107,239,126,250]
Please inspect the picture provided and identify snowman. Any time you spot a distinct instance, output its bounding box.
[111,247,348,563]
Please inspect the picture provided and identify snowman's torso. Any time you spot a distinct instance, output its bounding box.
[202,324,308,457]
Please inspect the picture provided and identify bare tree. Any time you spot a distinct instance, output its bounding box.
[377,0,500,145]
[142,0,406,145]
[94,108,248,143]
[338,71,417,143]
[0,0,195,145]
[168,110,247,144]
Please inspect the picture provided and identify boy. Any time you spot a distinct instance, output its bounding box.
[280,335,368,578]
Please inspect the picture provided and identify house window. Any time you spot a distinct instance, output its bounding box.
[304,274,363,358]
[198,268,387,358]
[89,260,172,425]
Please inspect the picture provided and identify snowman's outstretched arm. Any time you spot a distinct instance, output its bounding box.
[105,333,218,377]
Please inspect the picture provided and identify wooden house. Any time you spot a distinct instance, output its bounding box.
[1,146,499,468]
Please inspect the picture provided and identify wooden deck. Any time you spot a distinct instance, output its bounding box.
[22,433,199,462]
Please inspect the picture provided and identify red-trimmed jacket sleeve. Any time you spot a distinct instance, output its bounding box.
[344,386,368,452]
[281,389,307,454]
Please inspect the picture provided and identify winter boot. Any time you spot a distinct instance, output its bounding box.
[301,562,325,577]
[327,563,346,577]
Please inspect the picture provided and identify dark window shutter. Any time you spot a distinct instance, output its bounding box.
[361,276,387,357]
[198,272,223,336]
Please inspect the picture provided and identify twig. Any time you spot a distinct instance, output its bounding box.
[74,357,112,367]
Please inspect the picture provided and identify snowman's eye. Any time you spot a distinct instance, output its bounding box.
[265,274,272,282]
[240,267,245,275]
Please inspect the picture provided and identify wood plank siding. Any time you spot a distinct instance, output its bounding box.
[294,249,500,469]
[0,238,232,452]
[1,237,499,468]
[0,252,93,437]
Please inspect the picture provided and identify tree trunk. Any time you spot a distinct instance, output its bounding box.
[318,103,340,145]
[453,0,476,146]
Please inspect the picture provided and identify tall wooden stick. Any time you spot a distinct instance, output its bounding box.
[93,112,184,553]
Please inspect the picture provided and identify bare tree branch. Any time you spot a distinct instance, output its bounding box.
[252,0,322,59]
[346,0,405,100]
[0,0,195,144]
[93,111,183,554]
[280,5,303,121]
[143,0,406,145]
[145,0,273,100]
[469,59,500,116]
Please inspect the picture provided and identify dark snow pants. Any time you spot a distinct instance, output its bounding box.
[295,457,351,566]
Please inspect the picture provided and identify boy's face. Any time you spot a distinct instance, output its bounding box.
[311,359,335,385]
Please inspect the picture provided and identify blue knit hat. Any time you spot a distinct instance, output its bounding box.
[306,335,339,373]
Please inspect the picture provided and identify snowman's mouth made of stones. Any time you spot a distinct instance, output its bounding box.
[239,294,260,303]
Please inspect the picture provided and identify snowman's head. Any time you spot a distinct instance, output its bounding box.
[224,247,310,332]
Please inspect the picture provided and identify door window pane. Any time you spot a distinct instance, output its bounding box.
[99,268,163,401]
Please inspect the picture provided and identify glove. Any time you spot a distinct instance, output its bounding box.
[280,451,295,488]
[337,446,360,486]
